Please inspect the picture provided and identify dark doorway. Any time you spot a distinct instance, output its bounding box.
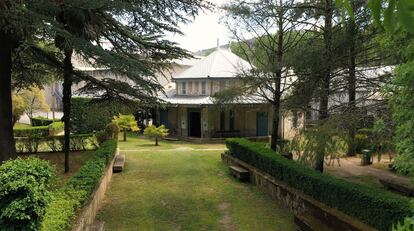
[256,112,268,136]
[188,110,201,137]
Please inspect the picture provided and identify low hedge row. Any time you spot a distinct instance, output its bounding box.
[15,134,98,154]
[31,117,60,126]
[49,122,64,136]
[41,139,117,231]
[14,126,49,137]
[225,138,413,231]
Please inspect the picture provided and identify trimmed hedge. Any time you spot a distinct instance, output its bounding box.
[41,139,117,231]
[15,134,98,154]
[71,97,133,133]
[48,121,64,136]
[14,125,49,137]
[225,138,413,231]
[31,116,60,126]
[0,157,55,230]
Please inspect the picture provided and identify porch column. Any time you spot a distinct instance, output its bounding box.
[201,107,209,138]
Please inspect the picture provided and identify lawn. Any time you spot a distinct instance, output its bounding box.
[119,132,227,150]
[96,135,295,231]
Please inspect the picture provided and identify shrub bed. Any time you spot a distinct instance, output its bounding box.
[14,125,49,137]
[225,138,413,231]
[31,117,60,126]
[41,139,117,231]
[15,134,98,154]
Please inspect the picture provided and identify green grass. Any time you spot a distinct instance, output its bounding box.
[119,132,227,150]
[97,135,295,231]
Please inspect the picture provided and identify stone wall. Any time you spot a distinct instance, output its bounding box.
[221,153,377,231]
[72,147,120,231]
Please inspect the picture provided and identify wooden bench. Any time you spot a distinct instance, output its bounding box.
[379,178,414,196]
[113,155,125,173]
[229,165,250,182]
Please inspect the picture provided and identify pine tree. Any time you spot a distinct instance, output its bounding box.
[0,0,209,164]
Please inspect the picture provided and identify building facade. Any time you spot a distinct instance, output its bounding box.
[158,49,302,140]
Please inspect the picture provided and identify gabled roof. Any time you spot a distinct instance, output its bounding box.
[173,49,252,79]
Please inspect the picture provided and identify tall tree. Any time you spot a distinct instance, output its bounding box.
[222,0,308,151]
[50,0,209,172]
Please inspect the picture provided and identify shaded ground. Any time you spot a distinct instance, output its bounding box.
[96,135,295,231]
[19,151,94,186]
[325,155,411,192]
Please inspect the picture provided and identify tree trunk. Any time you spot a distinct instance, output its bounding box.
[0,36,17,163]
[62,48,73,173]
[270,8,284,152]
[315,151,325,173]
[347,6,357,156]
[155,137,159,146]
[319,0,333,122]
[315,0,334,173]
[123,128,127,141]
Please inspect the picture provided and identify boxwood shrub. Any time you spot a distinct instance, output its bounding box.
[31,117,60,126]
[41,139,117,231]
[225,138,413,231]
[0,157,55,231]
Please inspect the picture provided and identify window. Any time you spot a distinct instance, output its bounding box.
[201,81,206,95]
[229,110,235,130]
[181,82,187,95]
[220,111,225,131]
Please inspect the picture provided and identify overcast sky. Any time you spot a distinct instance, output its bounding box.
[170,0,232,52]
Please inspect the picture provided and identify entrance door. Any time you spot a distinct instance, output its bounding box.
[160,110,168,128]
[256,112,268,136]
[188,110,201,137]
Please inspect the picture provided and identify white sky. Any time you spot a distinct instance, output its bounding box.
[170,0,232,53]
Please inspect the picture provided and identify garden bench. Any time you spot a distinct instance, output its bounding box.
[229,165,250,182]
[113,155,125,173]
[379,178,414,196]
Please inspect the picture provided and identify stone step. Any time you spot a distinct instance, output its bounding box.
[294,214,333,231]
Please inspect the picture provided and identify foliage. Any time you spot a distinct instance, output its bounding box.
[48,122,64,136]
[31,117,59,127]
[143,125,169,146]
[225,138,413,230]
[0,157,55,231]
[393,216,414,231]
[14,126,49,138]
[95,131,109,145]
[40,140,117,231]
[15,134,97,154]
[18,86,50,119]
[112,114,139,132]
[12,93,27,126]
[40,189,85,231]
[390,61,414,176]
[71,98,134,134]
[368,0,414,33]
[112,114,139,141]
[105,122,119,140]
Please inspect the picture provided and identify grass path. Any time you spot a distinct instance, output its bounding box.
[96,135,295,231]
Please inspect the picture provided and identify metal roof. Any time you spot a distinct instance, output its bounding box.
[173,49,252,79]
[159,95,267,105]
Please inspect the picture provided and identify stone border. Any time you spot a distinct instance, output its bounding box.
[72,147,120,231]
[221,153,377,231]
